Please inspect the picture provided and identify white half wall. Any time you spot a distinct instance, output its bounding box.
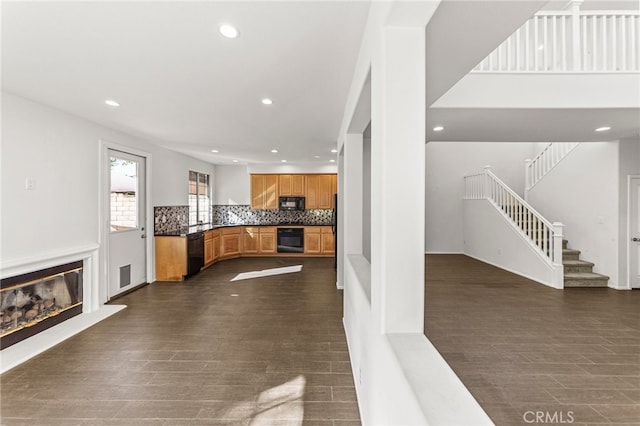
[527,142,620,287]
[425,141,536,253]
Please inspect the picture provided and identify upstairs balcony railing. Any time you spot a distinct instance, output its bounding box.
[473,6,639,73]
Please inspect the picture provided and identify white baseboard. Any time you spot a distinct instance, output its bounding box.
[425,251,464,255]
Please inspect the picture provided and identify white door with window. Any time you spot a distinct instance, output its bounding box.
[630,177,640,288]
[108,150,147,298]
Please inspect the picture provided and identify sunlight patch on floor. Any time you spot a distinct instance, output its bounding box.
[231,265,303,282]
[250,375,307,425]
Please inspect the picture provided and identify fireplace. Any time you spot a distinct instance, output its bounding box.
[1,261,83,349]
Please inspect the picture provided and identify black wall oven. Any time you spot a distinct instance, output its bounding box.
[277,228,304,253]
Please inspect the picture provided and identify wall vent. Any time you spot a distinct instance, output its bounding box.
[119,265,131,288]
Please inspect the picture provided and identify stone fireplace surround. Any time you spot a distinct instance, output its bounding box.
[0,244,125,373]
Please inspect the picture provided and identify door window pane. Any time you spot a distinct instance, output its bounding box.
[110,156,138,231]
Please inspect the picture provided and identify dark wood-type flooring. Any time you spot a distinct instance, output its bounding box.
[1,258,360,426]
[425,254,640,426]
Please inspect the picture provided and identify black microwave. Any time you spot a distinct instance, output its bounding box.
[279,196,305,211]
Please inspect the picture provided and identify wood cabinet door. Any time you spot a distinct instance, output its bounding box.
[204,235,214,264]
[264,175,279,209]
[279,175,292,195]
[259,231,276,254]
[304,228,321,254]
[251,174,265,209]
[318,175,334,209]
[306,175,319,209]
[242,228,259,254]
[213,235,221,260]
[222,234,240,256]
[321,232,335,255]
[155,237,187,281]
[291,175,305,196]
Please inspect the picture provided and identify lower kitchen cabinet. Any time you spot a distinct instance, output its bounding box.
[304,227,322,254]
[242,227,260,254]
[221,227,241,258]
[212,231,221,261]
[259,227,277,254]
[155,236,187,281]
[204,230,214,265]
[321,226,335,255]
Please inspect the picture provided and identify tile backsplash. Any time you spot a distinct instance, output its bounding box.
[154,206,189,233]
[212,205,333,226]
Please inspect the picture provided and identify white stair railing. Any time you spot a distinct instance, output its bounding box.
[525,143,579,197]
[465,166,565,279]
[473,8,639,73]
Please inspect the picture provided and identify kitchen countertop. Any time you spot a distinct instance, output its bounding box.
[154,223,332,237]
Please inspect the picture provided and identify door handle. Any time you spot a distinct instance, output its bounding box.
[141,234,147,239]
[633,237,640,242]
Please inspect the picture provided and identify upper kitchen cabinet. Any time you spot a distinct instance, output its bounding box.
[279,174,305,196]
[251,174,278,210]
[306,174,337,209]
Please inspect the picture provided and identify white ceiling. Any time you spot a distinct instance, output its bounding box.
[1,1,370,165]
[3,1,638,167]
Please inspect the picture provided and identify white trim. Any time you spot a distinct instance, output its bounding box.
[425,251,465,255]
[627,175,640,289]
[98,140,154,304]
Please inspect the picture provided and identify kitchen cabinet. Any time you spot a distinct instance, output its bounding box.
[279,174,305,196]
[242,227,259,254]
[243,227,276,254]
[259,227,277,254]
[304,227,322,254]
[305,174,336,209]
[155,236,187,281]
[251,174,278,210]
[321,226,335,255]
[212,230,221,261]
[204,231,214,265]
[221,227,241,258]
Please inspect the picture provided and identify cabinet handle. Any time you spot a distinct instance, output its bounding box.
[633,237,640,242]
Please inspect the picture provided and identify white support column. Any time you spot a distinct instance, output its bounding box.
[344,133,364,258]
[371,25,426,334]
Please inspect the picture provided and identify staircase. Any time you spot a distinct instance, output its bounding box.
[562,239,609,287]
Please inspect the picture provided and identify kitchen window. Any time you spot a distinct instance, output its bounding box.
[189,171,211,225]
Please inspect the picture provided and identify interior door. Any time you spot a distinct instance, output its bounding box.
[108,149,147,298]
[631,177,640,288]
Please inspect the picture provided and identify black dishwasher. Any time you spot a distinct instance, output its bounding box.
[186,232,205,276]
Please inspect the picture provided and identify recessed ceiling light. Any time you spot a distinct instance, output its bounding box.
[262,98,273,105]
[281,159,287,163]
[232,159,239,163]
[271,149,278,153]
[595,126,611,132]
[329,159,335,163]
[313,155,321,159]
[433,126,444,132]
[104,99,120,107]
[211,149,219,153]
[219,24,239,39]
[330,149,337,153]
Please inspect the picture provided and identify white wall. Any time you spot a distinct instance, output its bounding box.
[527,142,620,287]
[213,165,250,205]
[463,199,558,287]
[1,92,215,263]
[425,141,536,253]
[618,137,640,288]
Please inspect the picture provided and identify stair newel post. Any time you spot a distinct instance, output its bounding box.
[552,222,565,289]
[483,165,492,200]
[524,158,532,201]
